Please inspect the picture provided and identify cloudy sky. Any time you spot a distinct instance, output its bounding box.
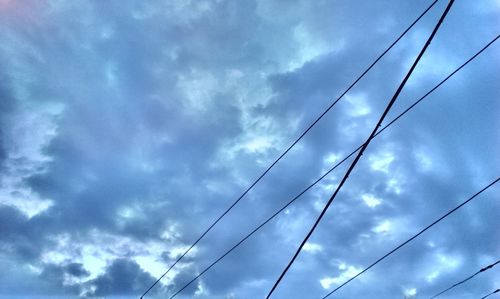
[0,0,499,298]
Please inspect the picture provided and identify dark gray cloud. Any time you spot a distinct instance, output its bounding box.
[86,259,157,297]
[0,0,498,298]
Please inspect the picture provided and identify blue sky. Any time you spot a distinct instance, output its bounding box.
[0,0,499,298]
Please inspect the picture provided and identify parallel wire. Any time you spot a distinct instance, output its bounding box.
[481,289,500,299]
[431,260,500,298]
[266,1,455,297]
[166,33,500,299]
[139,1,441,297]
[321,178,500,299]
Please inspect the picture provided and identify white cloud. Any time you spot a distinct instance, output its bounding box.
[218,114,286,164]
[288,22,334,71]
[424,252,462,283]
[320,264,361,289]
[323,152,341,165]
[369,151,395,173]
[177,69,219,112]
[413,147,434,172]
[403,287,417,298]
[344,93,371,117]
[407,38,458,87]
[386,177,403,194]
[361,193,382,208]
[303,242,323,254]
[242,136,275,154]
[372,220,392,234]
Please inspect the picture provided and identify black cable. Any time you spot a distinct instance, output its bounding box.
[139,1,441,297]
[431,260,500,298]
[266,1,455,298]
[166,32,500,299]
[481,289,500,299]
[321,178,499,299]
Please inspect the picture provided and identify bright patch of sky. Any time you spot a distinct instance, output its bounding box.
[369,150,395,173]
[361,193,382,208]
[320,264,362,289]
[303,242,323,254]
[372,220,392,234]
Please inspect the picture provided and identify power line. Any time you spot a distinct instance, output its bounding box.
[431,260,500,298]
[481,289,500,299]
[265,1,455,298]
[165,34,500,299]
[139,1,441,297]
[321,178,499,299]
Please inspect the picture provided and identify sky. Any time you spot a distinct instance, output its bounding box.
[0,0,499,298]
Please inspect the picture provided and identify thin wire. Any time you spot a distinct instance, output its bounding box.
[481,289,500,299]
[166,31,500,299]
[266,1,455,298]
[321,178,500,299]
[139,0,441,297]
[431,260,500,298]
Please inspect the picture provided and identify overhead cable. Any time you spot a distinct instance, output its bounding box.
[266,1,455,298]
[139,1,441,297]
[321,178,499,299]
[481,289,500,299]
[167,34,500,299]
[431,260,500,298]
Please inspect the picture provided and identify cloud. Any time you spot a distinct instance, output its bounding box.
[86,258,158,297]
[0,0,498,298]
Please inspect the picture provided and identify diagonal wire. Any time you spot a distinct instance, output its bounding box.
[481,289,500,299]
[266,1,455,298]
[321,178,500,299]
[166,34,500,299]
[139,1,441,297]
[431,260,500,298]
